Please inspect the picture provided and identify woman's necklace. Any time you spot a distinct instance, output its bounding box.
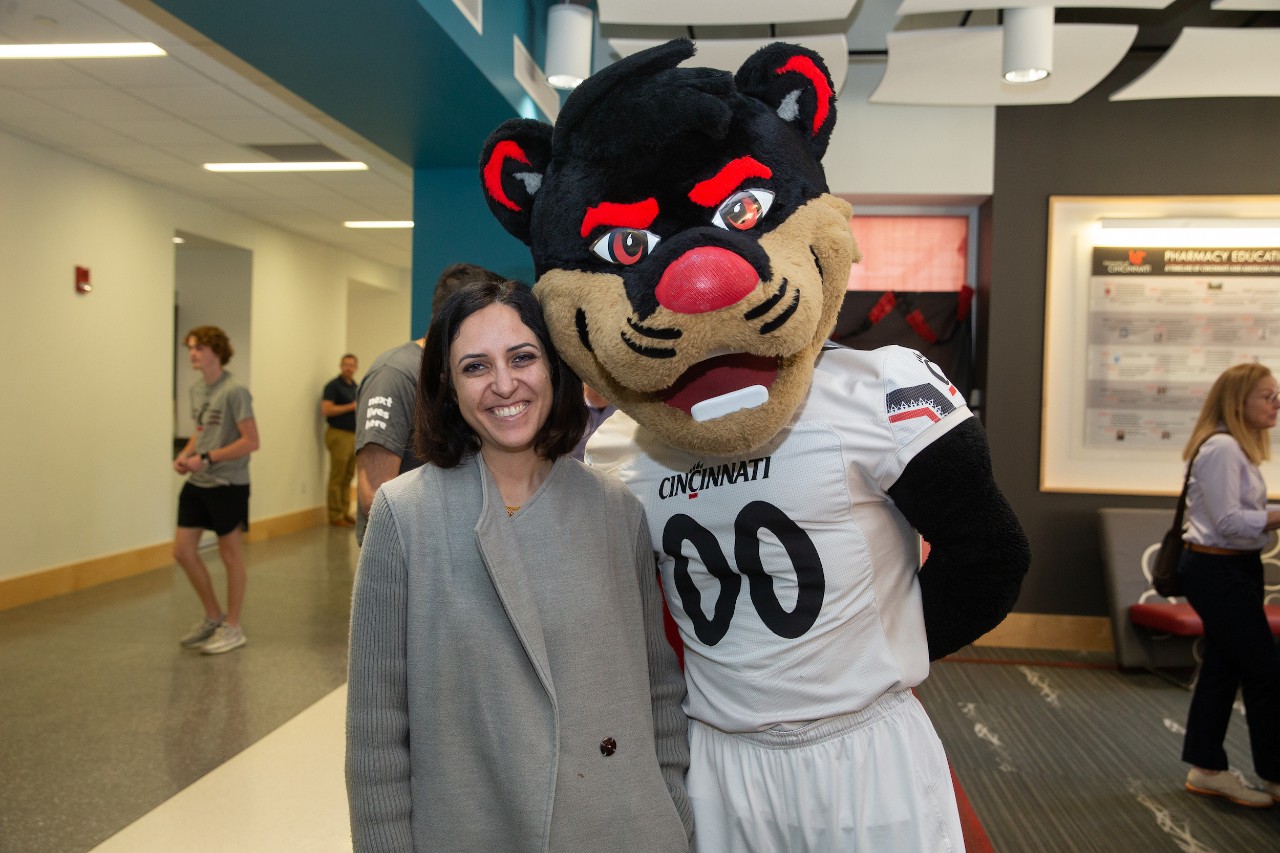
[505,505,520,517]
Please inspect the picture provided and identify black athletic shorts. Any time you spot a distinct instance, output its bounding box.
[177,482,250,537]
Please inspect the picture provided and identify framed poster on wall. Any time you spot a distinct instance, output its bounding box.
[1041,195,1280,495]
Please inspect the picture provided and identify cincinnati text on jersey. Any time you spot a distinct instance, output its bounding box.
[658,456,772,500]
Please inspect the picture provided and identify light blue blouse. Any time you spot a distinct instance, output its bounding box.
[1184,433,1270,550]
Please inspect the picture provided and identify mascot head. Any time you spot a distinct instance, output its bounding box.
[480,39,858,456]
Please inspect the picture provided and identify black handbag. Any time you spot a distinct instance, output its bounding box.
[1153,437,1215,598]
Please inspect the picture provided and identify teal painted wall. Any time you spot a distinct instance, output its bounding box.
[417,0,553,121]
[411,167,537,335]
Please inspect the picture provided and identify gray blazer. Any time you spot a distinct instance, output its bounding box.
[346,453,693,851]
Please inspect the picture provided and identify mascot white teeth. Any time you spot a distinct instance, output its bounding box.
[481,38,1030,852]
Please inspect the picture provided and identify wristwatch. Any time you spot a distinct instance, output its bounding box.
[200,452,213,467]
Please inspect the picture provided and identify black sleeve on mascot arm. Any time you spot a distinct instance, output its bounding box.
[886,417,1031,660]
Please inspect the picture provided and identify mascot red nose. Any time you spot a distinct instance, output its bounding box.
[481,38,1029,852]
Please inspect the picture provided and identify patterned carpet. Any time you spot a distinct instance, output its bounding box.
[918,647,1280,852]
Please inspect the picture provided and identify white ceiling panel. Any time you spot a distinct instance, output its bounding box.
[870,25,1137,105]
[0,59,104,88]
[34,86,171,120]
[161,142,272,164]
[0,0,123,40]
[896,0,1172,12]
[1111,28,1280,100]
[0,87,68,119]
[73,142,192,169]
[2,110,102,144]
[25,119,138,148]
[597,0,857,27]
[1211,0,1280,9]
[95,116,226,144]
[73,56,211,88]
[127,85,269,119]
[180,117,312,146]
[609,34,849,94]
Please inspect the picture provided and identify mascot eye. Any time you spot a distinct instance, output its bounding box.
[591,228,660,266]
[711,189,774,232]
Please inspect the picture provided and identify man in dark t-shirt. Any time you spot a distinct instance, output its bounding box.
[322,353,359,526]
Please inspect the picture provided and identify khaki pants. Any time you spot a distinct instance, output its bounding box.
[324,427,356,522]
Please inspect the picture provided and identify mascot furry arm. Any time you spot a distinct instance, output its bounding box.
[479,39,1028,660]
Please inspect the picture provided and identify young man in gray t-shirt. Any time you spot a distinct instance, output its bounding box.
[172,326,260,655]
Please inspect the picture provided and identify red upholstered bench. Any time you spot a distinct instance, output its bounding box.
[1129,602,1280,636]
[1128,602,1280,686]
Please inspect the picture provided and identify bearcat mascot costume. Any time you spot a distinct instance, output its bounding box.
[480,39,1030,851]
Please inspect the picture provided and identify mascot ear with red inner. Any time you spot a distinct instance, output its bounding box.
[481,39,857,457]
[481,39,1030,849]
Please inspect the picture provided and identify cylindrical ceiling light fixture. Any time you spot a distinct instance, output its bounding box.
[545,2,593,90]
[1002,6,1053,84]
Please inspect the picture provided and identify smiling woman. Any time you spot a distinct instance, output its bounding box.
[345,277,695,852]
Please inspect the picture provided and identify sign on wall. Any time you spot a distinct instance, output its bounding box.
[1042,196,1280,495]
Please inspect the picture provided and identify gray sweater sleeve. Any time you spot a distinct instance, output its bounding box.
[346,489,414,851]
[633,508,695,841]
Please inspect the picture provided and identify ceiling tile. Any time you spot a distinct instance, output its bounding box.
[597,0,857,27]
[184,115,313,146]
[0,59,103,88]
[32,86,172,120]
[1209,0,1280,9]
[96,115,226,144]
[871,24,1137,105]
[127,84,268,118]
[1111,28,1280,100]
[0,0,125,41]
[76,55,217,89]
[896,0,1173,12]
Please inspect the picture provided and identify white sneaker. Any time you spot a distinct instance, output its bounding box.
[1265,780,1280,803]
[179,616,223,648]
[200,623,247,655]
[1185,768,1272,808]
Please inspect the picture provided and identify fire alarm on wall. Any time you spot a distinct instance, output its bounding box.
[75,266,91,294]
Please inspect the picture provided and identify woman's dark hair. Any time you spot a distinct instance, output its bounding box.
[414,278,587,467]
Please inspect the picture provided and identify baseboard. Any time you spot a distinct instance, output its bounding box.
[974,612,1114,653]
[0,506,327,613]
[245,506,327,543]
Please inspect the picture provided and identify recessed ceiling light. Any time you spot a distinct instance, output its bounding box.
[344,221,414,229]
[0,43,166,59]
[203,161,368,173]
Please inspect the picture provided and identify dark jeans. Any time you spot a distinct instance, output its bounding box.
[1179,548,1280,781]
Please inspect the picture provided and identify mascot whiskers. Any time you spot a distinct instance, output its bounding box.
[481,38,1030,851]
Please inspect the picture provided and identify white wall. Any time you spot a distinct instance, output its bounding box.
[0,128,409,582]
[347,278,413,377]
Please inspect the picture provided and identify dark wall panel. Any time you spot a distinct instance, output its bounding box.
[987,57,1280,616]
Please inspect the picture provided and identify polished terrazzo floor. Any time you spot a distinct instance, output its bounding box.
[1,527,359,852]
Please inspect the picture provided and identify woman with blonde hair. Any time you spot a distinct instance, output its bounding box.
[1179,361,1280,807]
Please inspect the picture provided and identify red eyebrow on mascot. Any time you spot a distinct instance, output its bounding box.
[480,38,1029,852]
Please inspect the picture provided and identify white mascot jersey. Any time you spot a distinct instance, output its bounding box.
[588,344,971,732]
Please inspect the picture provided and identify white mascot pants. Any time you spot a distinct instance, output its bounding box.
[687,689,965,852]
